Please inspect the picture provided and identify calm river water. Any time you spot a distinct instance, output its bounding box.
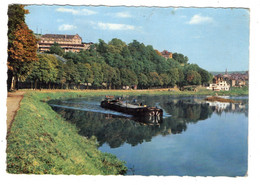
[50,95,248,176]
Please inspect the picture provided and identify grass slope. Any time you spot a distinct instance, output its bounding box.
[6,91,127,175]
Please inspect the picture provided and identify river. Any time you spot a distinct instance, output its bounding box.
[49,95,248,176]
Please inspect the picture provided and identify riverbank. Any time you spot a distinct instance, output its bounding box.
[6,91,127,174]
[20,85,249,97]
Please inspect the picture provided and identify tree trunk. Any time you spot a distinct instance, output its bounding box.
[34,80,37,90]
[10,75,18,91]
[7,70,13,91]
[16,76,19,90]
[10,76,15,91]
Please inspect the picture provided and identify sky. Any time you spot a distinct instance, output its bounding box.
[25,5,249,72]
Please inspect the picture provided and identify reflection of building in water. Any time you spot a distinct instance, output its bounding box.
[206,101,230,112]
[206,100,247,115]
[231,103,246,111]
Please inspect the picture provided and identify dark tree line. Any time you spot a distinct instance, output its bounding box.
[21,38,212,90]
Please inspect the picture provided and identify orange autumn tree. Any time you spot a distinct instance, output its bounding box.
[7,5,38,91]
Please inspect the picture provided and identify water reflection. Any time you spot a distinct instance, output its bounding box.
[50,96,248,148]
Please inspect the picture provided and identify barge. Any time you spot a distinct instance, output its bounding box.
[100,96,163,122]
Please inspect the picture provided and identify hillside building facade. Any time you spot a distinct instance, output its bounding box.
[37,34,93,53]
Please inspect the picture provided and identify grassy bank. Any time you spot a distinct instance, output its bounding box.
[6,91,127,175]
[26,86,248,98]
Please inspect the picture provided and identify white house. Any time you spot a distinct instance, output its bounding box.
[207,75,230,91]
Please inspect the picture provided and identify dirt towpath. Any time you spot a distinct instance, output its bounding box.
[6,91,25,132]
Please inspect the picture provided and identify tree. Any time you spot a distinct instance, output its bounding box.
[108,38,126,54]
[177,68,185,87]
[148,72,163,87]
[154,49,162,56]
[138,73,148,89]
[76,63,89,89]
[8,5,27,46]
[172,53,189,64]
[120,68,138,87]
[84,63,94,88]
[91,63,103,88]
[198,68,212,85]
[8,22,38,90]
[28,54,58,89]
[186,70,201,85]
[48,42,65,56]
[167,68,179,87]
[96,39,108,55]
[63,59,80,88]
[111,68,121,89]
[56,61,66,89]
[102,63,116,89]
[160,73,171,87]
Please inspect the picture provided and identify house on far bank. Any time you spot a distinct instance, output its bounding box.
[207,70,249,91]
[229,71,249,87]
[37,33,93,53]
[161,50,173,59]
[207,75,230,91]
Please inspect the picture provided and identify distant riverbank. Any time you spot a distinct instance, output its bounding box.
[20,86,248,97]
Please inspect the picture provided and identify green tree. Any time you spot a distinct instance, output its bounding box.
[48,42,65,56]
[172,53,189,64]
[84,63,94,88]
[63,59,80,88]
[177,68,185,87]
[148,72,163,87]
[167,68,179,87]
[96,39,108,55]
[198,68,212,85]
[186,70,201,85]
[102,63,116,89]
[160,73,171,87]
[138,73,148,89]
[111,68,121,89]
[108,38,126,54]
[120,68,138,87]
[91,63,103,88]
[56,61,66,89]
[28,54,59,89]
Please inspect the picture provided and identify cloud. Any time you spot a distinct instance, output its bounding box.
[96,22,135,30]
[115,12,132,18]
[188,14,213,24]
[58,24,77,31]
[56,7,97,16]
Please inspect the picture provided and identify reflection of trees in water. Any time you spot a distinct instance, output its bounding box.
[52,100,212,148]
[51,97,248,148]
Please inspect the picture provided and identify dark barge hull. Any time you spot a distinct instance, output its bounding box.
[101,100,163,118]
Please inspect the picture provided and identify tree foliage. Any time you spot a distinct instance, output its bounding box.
[7,5,38,90]
[48,42,65,56]
[18,37,212,90]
